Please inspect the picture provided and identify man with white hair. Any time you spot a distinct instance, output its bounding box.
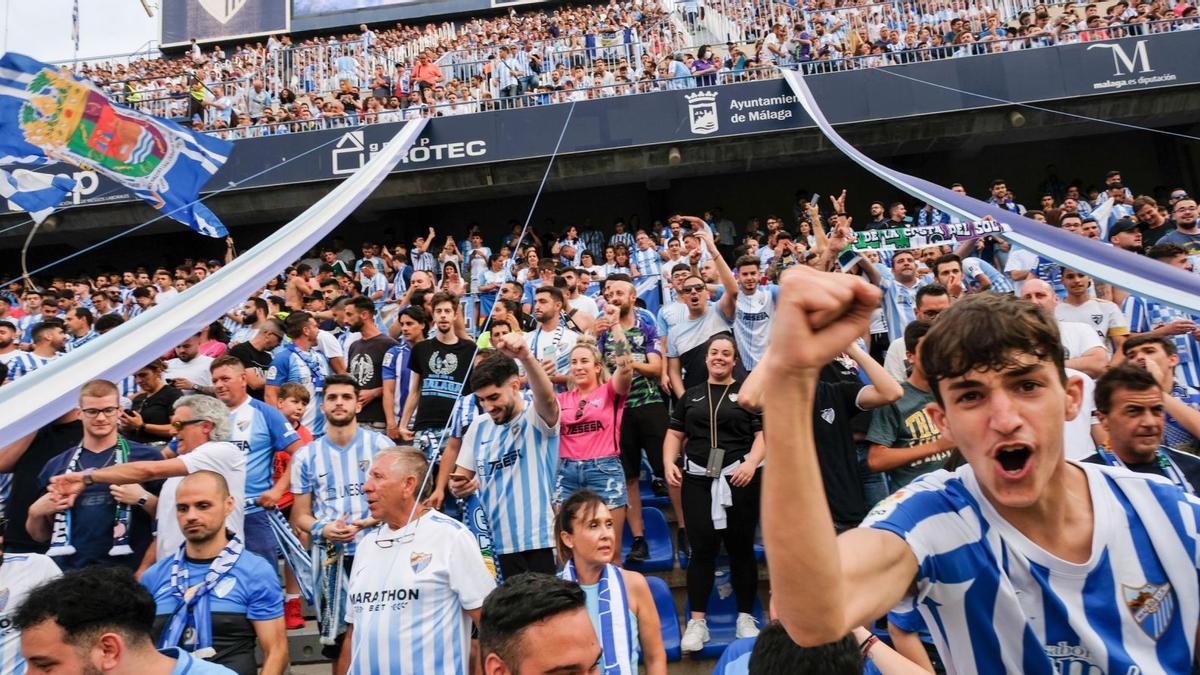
[51,394,247,566]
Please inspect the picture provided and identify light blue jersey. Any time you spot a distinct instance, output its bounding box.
[863,462,1200,675]
[292,428,393,555]
[457,401,560,555]
[963,256,1013,294]
[5,351,56,382]
[734,284,778,371]
[876,265,927,343]
[1124,294,1200,389]
[266,346,330,436]
[228,397,300,511]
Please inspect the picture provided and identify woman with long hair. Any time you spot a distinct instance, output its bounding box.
[440,260,466,296]
[554,330,632,559]
[556,490,668,675]
[665,333,765,653]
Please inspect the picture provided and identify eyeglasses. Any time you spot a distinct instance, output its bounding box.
[1171,193,1189,199]
[576,399,588,420]
[681,284,706,294]
[81,407,121,418]
[171,419,206,430]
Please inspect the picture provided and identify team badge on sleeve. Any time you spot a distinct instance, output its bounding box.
[1123,582,1175,640]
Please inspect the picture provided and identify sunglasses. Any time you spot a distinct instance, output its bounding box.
[681,284,706,294]
[171,419,207,430]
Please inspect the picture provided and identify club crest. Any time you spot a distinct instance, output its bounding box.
[820,407,836,424]
[214,576,237,598]
[359,459,370,471]
[1123,582,1174,640]
[410,552,433,574]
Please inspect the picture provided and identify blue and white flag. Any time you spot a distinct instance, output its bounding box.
[635,274,662,315]
[0,52,232,237]
[779,68,1200,317]
[0,168,74,223]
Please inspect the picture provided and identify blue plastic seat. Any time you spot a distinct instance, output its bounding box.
[638,455,670,509]
[684,567,765,660]
[620,507,675,572]
[645,575,681,662]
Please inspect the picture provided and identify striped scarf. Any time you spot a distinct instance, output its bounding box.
[252,499,315,604]
[312,539,349,645]
[47,438,133,558]
[560,561,635,675]
[159,534,243,658]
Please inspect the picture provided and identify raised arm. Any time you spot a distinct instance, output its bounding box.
[846,340,903,409]
[761,267,918,646]
[495,332,559,427]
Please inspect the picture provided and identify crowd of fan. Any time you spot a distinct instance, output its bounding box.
[61,0,1193,141]
[1,163,1200,673]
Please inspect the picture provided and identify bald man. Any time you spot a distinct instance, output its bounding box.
[139,472,288,675]
[1020,278,1109,378]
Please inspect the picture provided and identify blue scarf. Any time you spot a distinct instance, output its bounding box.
[311,539,349,646]
[47,438,134,558]
[560,561,635,675]
[286,342,325,390]
[253,499,315,604]
[159,534,243,659]
[1096,445,1194,494]
[458,493,501,582]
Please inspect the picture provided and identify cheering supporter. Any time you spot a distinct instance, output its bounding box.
[666,333,765,652]
[552,330,633,559]
[50,394,247,567]
[453,334,560,576]
[555,491,668,674]
[1123,243,1200,389]
[16,566,238,675]
[524,286,581,391]
[666,233,739,394]
[762,273,1200,673]
[1082,364,1200,493]
[266,311,332,437]
[27,380,163,570]
[399,291,476,456]
[882,284,951,381]
[859,250,928,348]
[139,471,287,675]
[345,447,495,674]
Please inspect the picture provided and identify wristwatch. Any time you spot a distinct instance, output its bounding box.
[82,468,95,486]
[137,492,150,507]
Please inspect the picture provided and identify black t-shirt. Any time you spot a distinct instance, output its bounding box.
[408,338,477,431]
[5,419,83,553]
[813,379,870,525]
[348,333,399,423]
[1081,447,1200,492]
[668,380,761,468]
[128,385,183,444]
[228,341,274,399]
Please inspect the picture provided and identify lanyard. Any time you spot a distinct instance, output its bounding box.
[708,383,732,448]
[1096,445,1194,495]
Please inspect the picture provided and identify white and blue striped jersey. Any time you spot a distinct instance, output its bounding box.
[734,285,778,371]
[382,342,413,419]
[863,462,1200,675]
[65,329,98,351]
[524,325,579,390]
[457,402,560,555]
[1124,295,1200,389]
[361,272,388,309]
[632,246,663,279]
[292,428,393,555]
[448,391,532,439]
[5,351,57,382]
[347,512,496,675]
[963,256,1013,294]
[266,347,331,436]
[0,552,61,675]
[228,397,300,511]
[876,265,928,342]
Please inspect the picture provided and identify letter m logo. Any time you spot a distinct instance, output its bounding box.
[1087,40,1153,76]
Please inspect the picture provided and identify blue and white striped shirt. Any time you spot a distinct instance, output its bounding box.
[632,246,663,279]
[457,401,560,555]
[863,462,1200,675]
[963,256,1014,294]
[876,265,928,343]
[292,428,393,555]
[6,351,56,382]
[65,329,98,351]
[347,512,495,674]
[1124,295,1200,389]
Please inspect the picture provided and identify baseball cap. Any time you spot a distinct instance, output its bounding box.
[1107,218,1139,238]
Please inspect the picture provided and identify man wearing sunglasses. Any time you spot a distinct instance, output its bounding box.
[49,394,247,569]
[665,248,739,399]
[28,379,165,571]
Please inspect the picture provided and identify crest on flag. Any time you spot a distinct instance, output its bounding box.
[1122,582,1174,640]
[199,0,249,24]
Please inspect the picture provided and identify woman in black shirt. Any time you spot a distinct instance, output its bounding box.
[120,359,182,445]
[664,333,765,654]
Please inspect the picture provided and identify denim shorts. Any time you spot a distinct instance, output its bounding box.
[554,456,628,508]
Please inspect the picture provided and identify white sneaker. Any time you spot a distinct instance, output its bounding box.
[680,618,709,652]
[735,613,760,639]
